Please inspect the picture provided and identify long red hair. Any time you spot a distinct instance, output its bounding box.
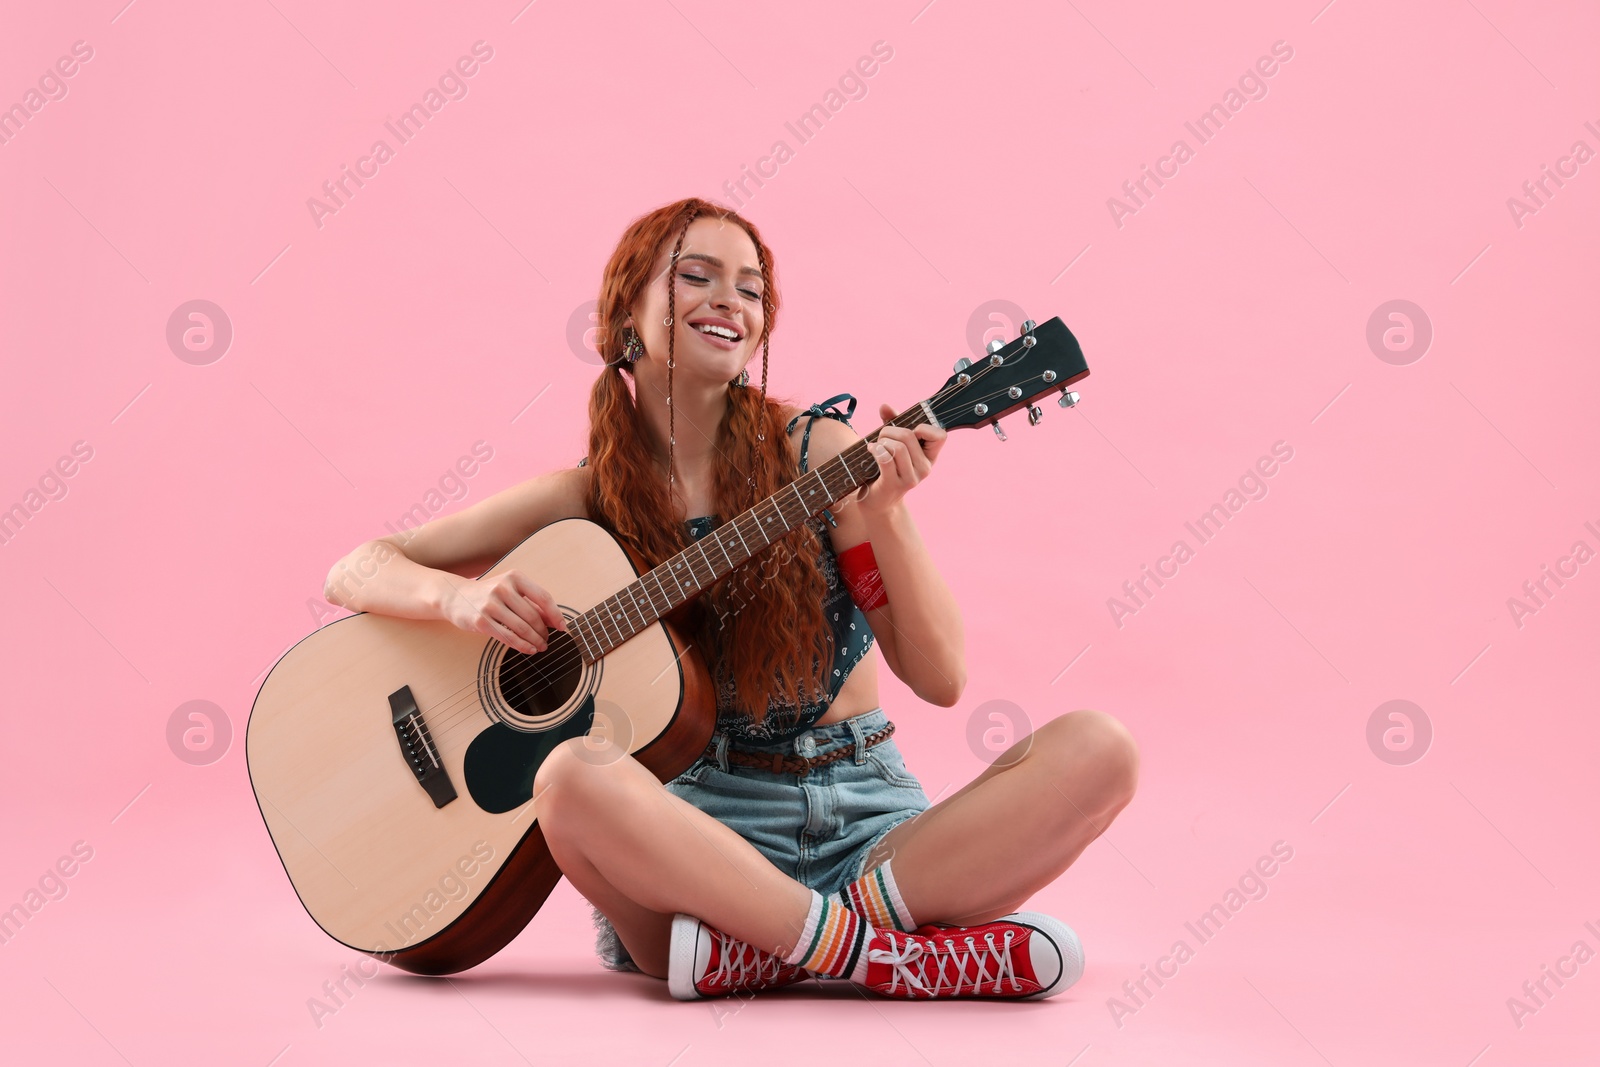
[584,198,833,727]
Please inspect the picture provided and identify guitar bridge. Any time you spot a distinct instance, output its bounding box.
[389,685,458,808]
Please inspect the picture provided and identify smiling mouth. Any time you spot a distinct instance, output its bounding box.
[691,323,743,343]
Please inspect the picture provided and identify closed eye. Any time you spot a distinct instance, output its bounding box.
[679,272,761,301]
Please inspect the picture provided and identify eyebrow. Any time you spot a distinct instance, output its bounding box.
[678,252,763,280]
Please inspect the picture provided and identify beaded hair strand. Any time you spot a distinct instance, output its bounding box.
[662,205,701,505]
[746,242,774,501]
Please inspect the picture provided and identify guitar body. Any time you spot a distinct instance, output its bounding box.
[246,517,716,975]
[248,314,1089,977]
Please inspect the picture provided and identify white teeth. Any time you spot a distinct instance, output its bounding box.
[694,323,739,341]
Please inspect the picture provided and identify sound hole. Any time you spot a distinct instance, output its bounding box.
[497,629,583,720]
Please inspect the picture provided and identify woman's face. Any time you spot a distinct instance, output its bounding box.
[626,215,765,386]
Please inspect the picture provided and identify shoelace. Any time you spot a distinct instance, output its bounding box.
[707,928,795,991]
[868,929,1023,996]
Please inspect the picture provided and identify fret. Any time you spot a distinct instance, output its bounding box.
[571,617,596,663]
[610,594,632,639]
[675,556,700,598]
[799,471,826,514]
[650,569,676,613]
[711,529,737,571]
[599,597,625,647]
[646,572,672,614]
[583,605,607,652]
[782,484,804,526]
[730,518,753,557]
[634,577,660,618]
[563,393,930,668]
[623,583,647,631]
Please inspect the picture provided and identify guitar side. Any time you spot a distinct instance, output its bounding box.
[245,517,716,975]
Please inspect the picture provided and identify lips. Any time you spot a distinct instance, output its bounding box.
[688,317,744,346]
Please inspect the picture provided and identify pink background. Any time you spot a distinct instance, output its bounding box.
[2,0,1597,1063]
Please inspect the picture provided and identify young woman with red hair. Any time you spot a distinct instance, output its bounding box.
[327,198,1138,1000]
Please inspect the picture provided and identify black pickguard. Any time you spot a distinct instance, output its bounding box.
[463,696,596,814]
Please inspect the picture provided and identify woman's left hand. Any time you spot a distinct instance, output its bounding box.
[856,403,948,518]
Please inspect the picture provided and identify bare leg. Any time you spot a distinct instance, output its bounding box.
[533,738,813,979]
[863,709,1139,927]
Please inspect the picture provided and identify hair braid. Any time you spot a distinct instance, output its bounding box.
[663,204,701,510]
[586,197,833,727]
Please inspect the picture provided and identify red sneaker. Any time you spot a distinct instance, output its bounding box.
[861,912,1084,999]
[667,913,813,1000]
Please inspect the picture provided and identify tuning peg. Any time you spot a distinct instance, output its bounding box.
[1027,404,1044,425]
[1020,319,1037,335]
[986,339,1006,356]
[1057,389,1080,409]
[952,357,971,373]
[993,421,1008,442]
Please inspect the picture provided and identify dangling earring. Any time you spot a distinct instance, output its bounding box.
[621,327,645,364]
[731,367,749,387]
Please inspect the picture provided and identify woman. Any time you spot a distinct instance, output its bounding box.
[324,197,1139,1000]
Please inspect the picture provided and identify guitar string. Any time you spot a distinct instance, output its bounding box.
[409,399,961,744]
[414,364,1059,746]
[417,367,1056,748]
[409,361,1062,745]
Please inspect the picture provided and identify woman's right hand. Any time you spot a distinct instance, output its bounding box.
[440,570,567,656]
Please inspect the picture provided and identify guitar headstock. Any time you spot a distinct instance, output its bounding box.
[928,317,1089,434]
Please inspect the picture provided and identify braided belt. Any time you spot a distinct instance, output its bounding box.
[706,721,896,776]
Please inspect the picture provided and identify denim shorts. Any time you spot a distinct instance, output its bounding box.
[591,706,931,971]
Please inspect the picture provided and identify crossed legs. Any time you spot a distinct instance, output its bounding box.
[534,708,1139,979]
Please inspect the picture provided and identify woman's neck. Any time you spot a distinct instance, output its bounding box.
[633,363,731,484]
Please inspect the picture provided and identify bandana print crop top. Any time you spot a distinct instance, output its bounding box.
[687,393,876,742]
[578,394,877,743]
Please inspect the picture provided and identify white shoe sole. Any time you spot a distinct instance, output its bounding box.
[667,912,709,1001]
[1008,911,1084,999]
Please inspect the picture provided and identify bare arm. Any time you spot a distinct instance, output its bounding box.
[795,412,966,707]
[323,465,589,653]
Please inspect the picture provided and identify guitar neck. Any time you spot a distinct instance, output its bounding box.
[568,401,939,663]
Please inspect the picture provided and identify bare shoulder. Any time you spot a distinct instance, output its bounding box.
[780,403,870,543]
[785,404,864,466]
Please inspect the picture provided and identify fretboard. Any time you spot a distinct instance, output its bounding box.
[569,402,936,663]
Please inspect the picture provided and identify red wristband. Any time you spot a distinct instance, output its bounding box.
[836,540,888,611]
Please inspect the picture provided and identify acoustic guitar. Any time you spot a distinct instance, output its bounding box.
[246,317,1089,975]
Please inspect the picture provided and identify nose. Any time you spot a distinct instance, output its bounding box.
[709,280,740,313]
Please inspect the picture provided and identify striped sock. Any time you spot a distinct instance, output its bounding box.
[783,889,872,981]
[835,859,917,932]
